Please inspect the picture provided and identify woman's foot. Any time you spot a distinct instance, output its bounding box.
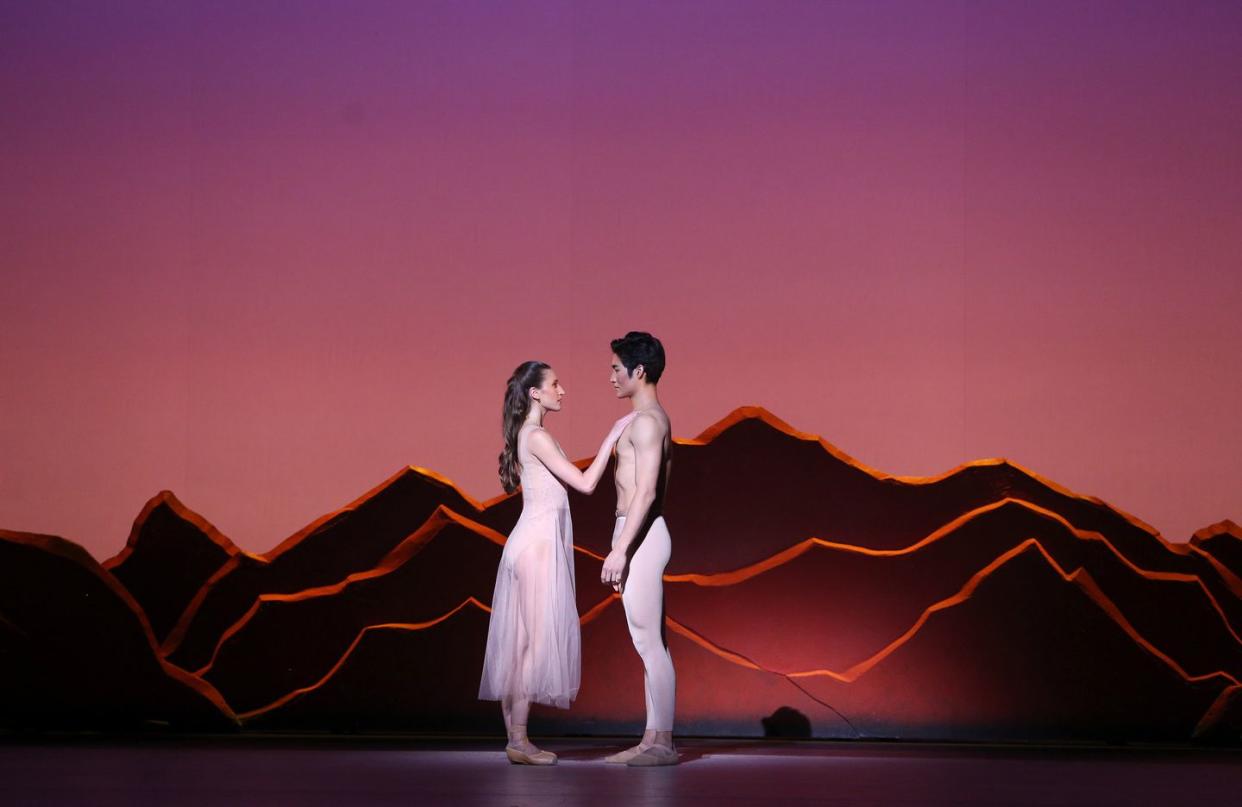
[505,739,557,766]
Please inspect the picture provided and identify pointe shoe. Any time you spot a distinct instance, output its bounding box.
[626,745,678,767]
[506,745,558,766]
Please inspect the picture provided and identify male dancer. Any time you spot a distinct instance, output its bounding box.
[600,331,678,767]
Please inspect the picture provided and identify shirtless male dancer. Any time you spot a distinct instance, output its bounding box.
[599,331,678,767]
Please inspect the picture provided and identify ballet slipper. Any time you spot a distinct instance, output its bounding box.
[504,725,557,765]
[603,744,648,764]
[506,745,558,765]
[626,744,678,767]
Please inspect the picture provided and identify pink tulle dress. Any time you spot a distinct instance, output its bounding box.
[478,425,581,708]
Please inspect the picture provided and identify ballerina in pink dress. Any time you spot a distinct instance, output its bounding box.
[479,360,634,765]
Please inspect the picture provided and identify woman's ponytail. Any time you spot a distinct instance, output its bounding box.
[498,361,549,493]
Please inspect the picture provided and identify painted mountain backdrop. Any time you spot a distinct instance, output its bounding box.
[2,407,1240,743]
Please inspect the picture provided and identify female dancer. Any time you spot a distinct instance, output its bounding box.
[479,360,635,765]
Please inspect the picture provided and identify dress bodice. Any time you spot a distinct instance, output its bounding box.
[517,426,569,512]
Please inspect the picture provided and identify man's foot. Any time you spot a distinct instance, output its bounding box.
[626,744,678,767]
[505,740,557,766]
[604,743,648,764]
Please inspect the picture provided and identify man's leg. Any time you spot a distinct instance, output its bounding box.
[605,517,675,762]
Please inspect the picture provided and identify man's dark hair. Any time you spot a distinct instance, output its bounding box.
[611,331,665,384]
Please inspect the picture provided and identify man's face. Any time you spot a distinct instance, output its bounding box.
[609,353,640,398]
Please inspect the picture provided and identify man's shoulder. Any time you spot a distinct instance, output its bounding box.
[630,409,670,439]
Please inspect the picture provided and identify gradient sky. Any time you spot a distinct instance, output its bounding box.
[3,1,1240,561]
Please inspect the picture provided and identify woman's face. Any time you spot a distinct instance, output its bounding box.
[531,368,565,412]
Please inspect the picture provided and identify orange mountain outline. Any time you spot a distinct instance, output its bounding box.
[236,596,494,721]
[207,494,1242,715]
[776,539,1238,686]
[32,405,1239,736]
[235,534,1237,730]
[686,407,1165,540]
[151,406,1230,661]
[664,497,1242,641]
[169,406,1187,581]
[103,490,261,570]
[196,506,508,676]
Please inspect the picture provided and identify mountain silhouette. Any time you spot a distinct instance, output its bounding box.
[1192,520,1242,581]
[0,529,236,731]
[104,491,247,643]
[664,498,1242,682]
[665,409,1227,575]
[204,508,621,716]
[788,541,1233,740]
[216,506,1238,741]
[232,540,1234,740]
[199,508,507,714]
[4,405,1239,742]
[240,600,499,732]
[162,465,494,671]
[156,407,1233,680]
[1195,684,1242,743]
[240,592,851,738]
[476,408,1227,591]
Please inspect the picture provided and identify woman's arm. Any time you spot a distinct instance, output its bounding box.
[527,414,636,494]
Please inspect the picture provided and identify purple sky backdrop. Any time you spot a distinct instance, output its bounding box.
[3,1,1240,561]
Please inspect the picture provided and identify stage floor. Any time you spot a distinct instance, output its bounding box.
[2,734,1240,806]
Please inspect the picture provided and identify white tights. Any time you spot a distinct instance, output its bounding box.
[613,515,675,732]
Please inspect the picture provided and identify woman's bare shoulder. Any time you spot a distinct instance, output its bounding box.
[523,424,552,445]
[525,426,566,457]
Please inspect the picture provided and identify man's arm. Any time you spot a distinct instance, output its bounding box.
[600,414,663,588]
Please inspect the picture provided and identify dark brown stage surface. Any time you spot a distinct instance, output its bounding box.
[2,734,1240,806]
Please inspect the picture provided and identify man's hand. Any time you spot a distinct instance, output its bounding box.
[601,549,627,592]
